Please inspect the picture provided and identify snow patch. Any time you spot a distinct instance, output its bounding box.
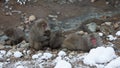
[116,31,120,36]
[98,32,103,36]
[0,50,6,58]
[0,50,6,55]
[6,51,12,57]
[54,60,72,68]
[58,51,66,57]
[105,57,120,68]
[32,54,39,59]
[41,53,52,60]
[16,65,24,68]
[83,47,117,66]
[0,62,3,68]
[107,35,117,41]
[14,51,23,58]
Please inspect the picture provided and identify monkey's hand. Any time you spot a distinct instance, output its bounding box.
[39,36,49,42]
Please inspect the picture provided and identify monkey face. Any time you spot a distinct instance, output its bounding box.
[36,19,50,32]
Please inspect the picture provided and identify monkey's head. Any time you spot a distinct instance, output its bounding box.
[35,19,50,32]
[4,28,14,37]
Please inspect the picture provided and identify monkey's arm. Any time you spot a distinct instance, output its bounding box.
[33,36,49,42]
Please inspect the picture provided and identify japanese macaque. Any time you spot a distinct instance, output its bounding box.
[62,33,103,51]
[4,28,25,45]
[50,30,64,49]
[29,19,51,50]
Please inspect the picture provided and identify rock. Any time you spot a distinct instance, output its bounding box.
[6,51,13,57]
[5,12,12,16]
[76,31,84,35]
[86,22,97,32]
[17,26,24,31]
[100,23,114,35]
[91,0,96,3]
[28,15,36,22]
[0,30,4,36]
[17,40,30,48]
[0,44,4,49]
[5,40,11,45]
[105,22,112,26]
[114,22,119,29]
[13,51,23,58]
[48,14,58,18]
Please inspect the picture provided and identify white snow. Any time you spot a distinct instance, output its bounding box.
[54,60,72,68]
[32,54,39,59]
[98,32,103,36]
[0,54,3,59]
[107,35,117,41]
[32,53,42,59]
[14,51,23,58]
[41,53,52,60]
[58,51,66,57]
[0,62,3,68]
[105,57,120,68]
[6,51,12,57]
[116,31,120,36]
[83,47,117,66]
[54,56,62,62]
[16,65,24,68]
[0,50,6,58]
[0,50,6,55]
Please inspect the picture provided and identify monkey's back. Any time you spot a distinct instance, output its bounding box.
[62,33,90,51]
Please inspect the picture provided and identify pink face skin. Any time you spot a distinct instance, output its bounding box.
[42,23,47,30]
[90,37,97,46]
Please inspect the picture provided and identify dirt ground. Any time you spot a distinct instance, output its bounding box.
[0,0,119,30]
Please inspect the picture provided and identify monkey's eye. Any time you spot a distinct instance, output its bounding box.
[42,23,47,29]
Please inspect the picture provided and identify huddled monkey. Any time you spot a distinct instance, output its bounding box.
[4,28,26,45]
[50,30,64,49]
[62,33,103,51]
[29,19,51,50]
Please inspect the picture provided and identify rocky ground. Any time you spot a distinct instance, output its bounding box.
[0,0,120,68]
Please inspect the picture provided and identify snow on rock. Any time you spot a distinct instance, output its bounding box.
[14,61,22,67]
[83,47,117,66]
[54,60,72,68]
[58,51,66,57]
[6,51,12,57]
[0,54,3,59]
[32,53,42,59]
[16,65,24,68]
[14,51,23,58]
[105,57,120,68]
[0,50,6,55]
[0,62,3,68]
[41,53,52,60]
[32,54,39,59]
[54,56,62,63]
[98,32,103,36]
[116,31,120,36]
[0,50,6,58]
[107,35,117,41]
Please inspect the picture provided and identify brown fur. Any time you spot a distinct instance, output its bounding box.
[4,28,25,45]
[29,19,51,50]
[50,31,64,49]
[62,33,103,51]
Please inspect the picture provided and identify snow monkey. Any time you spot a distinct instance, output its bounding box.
[62,33,103,51]
[49,30,64,49]
[4,28,26,45]
[29,19,51,50]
